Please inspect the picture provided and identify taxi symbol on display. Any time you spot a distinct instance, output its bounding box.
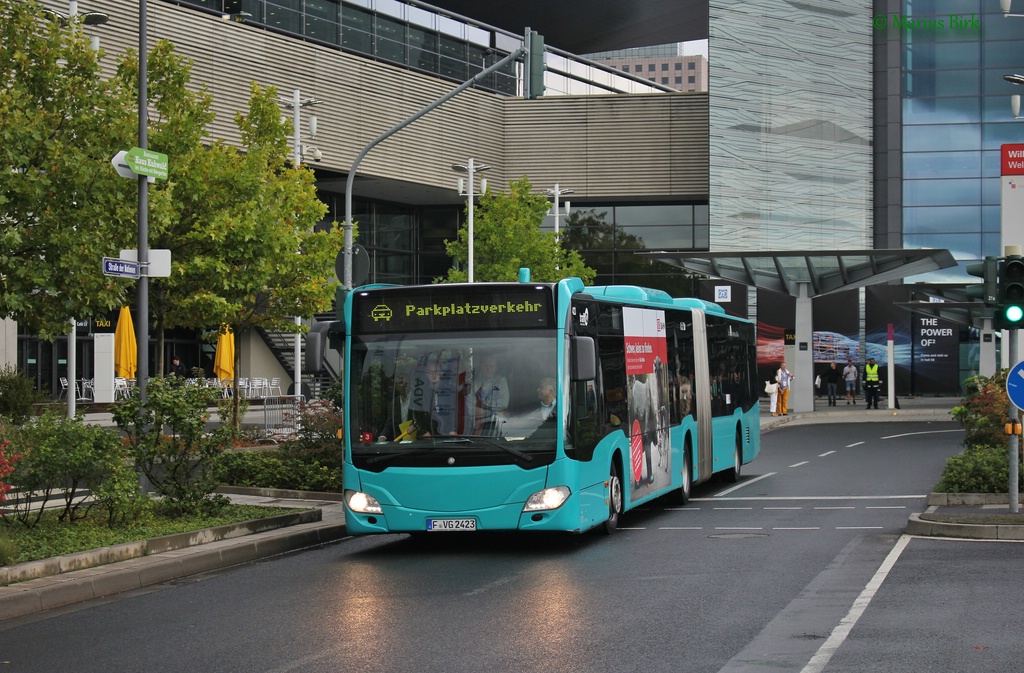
[371,304,393,321]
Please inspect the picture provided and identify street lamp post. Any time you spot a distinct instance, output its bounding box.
[452,159,490,282]
[51,1,108,417]
[545,184,573,272]
[545,184,574,237]
[279,89,323,396]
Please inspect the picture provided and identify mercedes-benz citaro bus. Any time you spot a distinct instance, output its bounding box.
[333,269,759,535]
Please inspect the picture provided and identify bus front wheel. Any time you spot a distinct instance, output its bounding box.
[602,463,623,535]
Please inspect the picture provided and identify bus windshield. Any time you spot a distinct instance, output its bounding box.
[349,331,559,469]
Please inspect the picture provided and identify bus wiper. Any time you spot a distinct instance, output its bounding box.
[366,446,437,465]
[442,437,533,462]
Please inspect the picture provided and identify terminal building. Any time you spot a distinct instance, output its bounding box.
[7,0,1023,401]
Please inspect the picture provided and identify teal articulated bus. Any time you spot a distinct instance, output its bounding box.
[337,273,760,535]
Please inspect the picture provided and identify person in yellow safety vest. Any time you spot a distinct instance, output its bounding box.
[863,357,880,410]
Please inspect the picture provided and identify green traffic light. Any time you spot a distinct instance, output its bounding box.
[1007,305,1024,323]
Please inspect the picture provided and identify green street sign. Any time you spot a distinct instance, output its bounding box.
[125,147,169,180]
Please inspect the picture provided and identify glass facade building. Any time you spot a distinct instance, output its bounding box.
[708,0,873,253]
[897,1,1024,282]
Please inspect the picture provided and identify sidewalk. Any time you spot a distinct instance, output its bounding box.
[1,396,1000,623]
[759,394,955,432]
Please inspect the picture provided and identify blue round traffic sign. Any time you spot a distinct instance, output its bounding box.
[1006,361,1024,410]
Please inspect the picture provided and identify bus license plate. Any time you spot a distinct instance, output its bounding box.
[427,518,477,531]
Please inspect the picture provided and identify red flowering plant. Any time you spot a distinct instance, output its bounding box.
[0,439,22,504]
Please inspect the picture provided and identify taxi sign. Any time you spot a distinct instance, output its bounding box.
[102,257,140,279]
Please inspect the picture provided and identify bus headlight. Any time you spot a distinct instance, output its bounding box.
[346,490,382,514]
[523,486,571,512]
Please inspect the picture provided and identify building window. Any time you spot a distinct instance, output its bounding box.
[661,77,668,84]
[688,76,696,83]
[688,61,696,70]
[661,63,668,71]
[675,76,682,84]
[648,63,655,71]
[675,62,682,70]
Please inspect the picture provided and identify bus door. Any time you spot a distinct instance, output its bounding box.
[690,309,714,483]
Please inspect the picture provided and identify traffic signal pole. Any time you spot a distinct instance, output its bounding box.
[1011,327,1020,514]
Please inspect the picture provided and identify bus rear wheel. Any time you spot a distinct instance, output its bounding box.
[602,463,623,535]
[680,447,692,505]
[673,442,692,505]
[726,430,743,482]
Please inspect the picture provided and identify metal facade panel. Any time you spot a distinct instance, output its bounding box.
[63,1,703,200]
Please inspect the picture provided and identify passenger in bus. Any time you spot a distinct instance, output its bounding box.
[537,377,557,421]
[379,373,412,440]
[472,355,509,436]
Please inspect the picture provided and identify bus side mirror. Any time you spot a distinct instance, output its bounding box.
[571,336,596,381]
[305,321,339,374]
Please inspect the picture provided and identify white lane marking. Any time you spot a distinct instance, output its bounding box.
[765,507,802,510]
[815,506,855,510]
[818,450,836,457]
[714,507,754,510]
[866,506,906,509]
[846,441,864,447]
[715,527,763,530]
[881,428,963,440]
[464,574,520,596]
[790,461,810,468]
[659,527,702,530]
[695,495,924,501]
[836,526,884,530]
[773,527,819,530]
[714,471,776,496]
[800,535,912,673]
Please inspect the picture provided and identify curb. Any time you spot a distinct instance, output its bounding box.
[906,513,1024,541]
[0,509,348,622]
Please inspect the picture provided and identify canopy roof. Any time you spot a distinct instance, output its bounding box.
[641,249,958,298]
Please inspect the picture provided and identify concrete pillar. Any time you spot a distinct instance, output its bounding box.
[93,333,115,403]
[793,282,814,412]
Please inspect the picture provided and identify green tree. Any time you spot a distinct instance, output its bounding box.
[439,176,595,284]
[113,48,343,390]
[0,0,137,339]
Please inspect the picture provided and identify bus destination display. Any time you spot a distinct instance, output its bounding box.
[352,285,555,332]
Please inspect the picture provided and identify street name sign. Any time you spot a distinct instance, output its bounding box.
[125,147,168,180]
[1006,360,1024,410]
[102,257,140,279]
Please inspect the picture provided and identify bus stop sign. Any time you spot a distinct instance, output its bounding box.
[1006,361,1024,410]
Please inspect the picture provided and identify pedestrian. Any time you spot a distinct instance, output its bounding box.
[824,361,841,407]
[765,378,779,416]
[863,357,881,410]
[843,360,858,404]
[171,356,187,377]
[775,361,793,415]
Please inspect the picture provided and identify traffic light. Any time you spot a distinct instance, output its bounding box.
[966,256,999,306]
[526,30,545,99]
[996,255,1024,330]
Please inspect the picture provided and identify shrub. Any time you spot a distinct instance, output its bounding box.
[950,372,1009,449]
[0,366,42,425]
[216,449,342,493]
[112,376,235,517]
[936,443,1024,494]
[3,411,134,527]
[940,370,1023,494]
[0,528,17,566]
